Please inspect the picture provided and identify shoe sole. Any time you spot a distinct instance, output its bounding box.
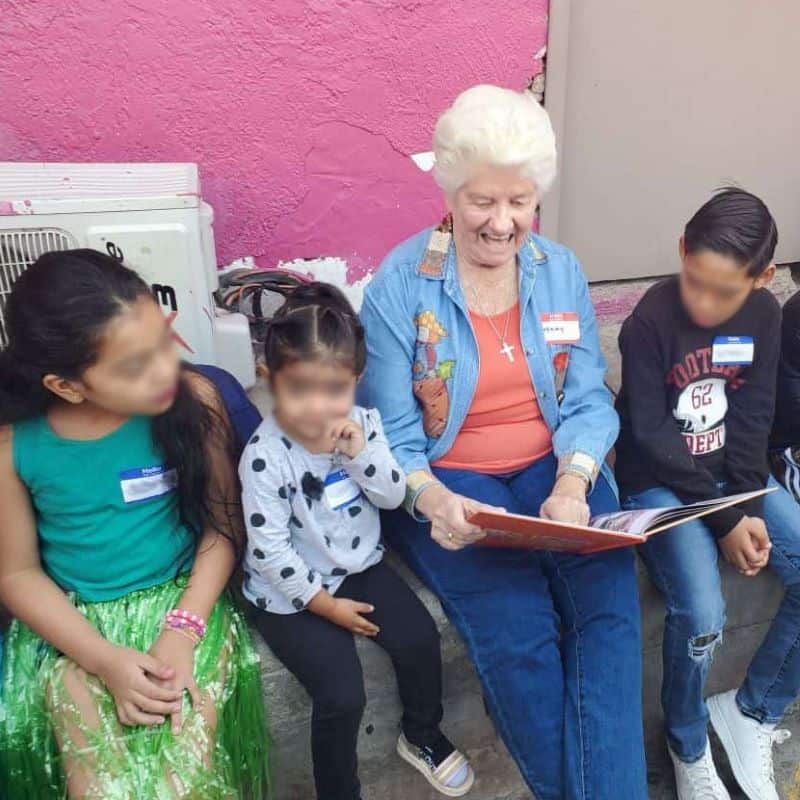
[708,694,768,800]
[396,736,475,797]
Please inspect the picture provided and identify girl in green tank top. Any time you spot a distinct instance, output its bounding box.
[0,250,270,799]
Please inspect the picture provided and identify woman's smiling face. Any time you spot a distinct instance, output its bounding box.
[447,164,538,269]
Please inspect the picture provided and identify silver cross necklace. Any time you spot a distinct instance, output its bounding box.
[468,285,516,363]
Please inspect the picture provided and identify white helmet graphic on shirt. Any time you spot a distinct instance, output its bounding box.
[673,378,728,434]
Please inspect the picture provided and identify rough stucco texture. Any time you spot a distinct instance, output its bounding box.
[0,0,548,277]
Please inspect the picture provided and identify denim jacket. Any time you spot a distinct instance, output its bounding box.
[359,226,619,500]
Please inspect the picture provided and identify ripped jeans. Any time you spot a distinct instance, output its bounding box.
[625,476,800,761]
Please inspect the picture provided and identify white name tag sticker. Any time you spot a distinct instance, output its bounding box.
[541,312,580,344]
[712,336,754,366]
[119,465,178,504]
[323,468,362,511]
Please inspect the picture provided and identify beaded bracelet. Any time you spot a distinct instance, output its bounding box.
[164,609,207,640]
[165,612,206,639]
[164,624,202,646]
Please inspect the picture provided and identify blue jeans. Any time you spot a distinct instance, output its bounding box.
[383,453,647,800]
[625,476,800,762]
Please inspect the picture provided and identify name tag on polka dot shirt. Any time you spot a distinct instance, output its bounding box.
[323,468,362,511]
[119,465,178,504]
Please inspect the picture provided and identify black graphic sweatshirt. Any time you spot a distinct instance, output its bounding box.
[615,276,780,538]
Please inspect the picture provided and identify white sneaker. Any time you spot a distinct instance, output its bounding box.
[708,689,791,800]
[669,739,731,800]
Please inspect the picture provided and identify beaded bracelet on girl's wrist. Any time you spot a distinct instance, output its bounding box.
[163,609,207,644]
[164,624,202,646]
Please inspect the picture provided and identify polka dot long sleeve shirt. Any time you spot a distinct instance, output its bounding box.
[239,406,406,614]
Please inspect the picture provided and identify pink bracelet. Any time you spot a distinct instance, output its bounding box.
[164,618,205,642]
[164,609,207,640]
[165,609,206,637]
[164,624,202,646]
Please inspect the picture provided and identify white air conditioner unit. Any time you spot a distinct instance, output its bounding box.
[0,162,255,388]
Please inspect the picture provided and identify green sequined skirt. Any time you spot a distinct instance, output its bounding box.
[0,578,271,799]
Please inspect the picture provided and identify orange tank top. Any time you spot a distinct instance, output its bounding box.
[434,302,552,474]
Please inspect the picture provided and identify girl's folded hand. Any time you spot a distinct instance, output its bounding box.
[96,644,182,727]
[149,628,203,734]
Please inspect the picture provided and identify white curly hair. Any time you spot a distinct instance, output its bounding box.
[432,84,557,195]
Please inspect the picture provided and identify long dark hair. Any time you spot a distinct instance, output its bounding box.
[263,281,365,373]
[0,249,240,554]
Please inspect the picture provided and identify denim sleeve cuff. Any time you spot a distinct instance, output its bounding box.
[401,453,433,475]
[557,452,600,489]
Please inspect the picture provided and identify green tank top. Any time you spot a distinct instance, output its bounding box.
[13,415,195,602]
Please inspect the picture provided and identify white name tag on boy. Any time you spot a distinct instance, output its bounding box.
[541,312,580,344]
[712,336,754,366]
[119,465,178,504]
[323,468,362,511]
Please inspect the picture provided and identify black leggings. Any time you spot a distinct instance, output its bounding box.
[253,560,444,800]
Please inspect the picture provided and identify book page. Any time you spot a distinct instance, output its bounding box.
[644,488,775,535]
[588,507,670,535]
[589,489,773,536]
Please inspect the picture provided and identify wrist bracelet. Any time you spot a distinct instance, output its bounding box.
[164,624,202,646]
[164,609,207,641]
[557,467,592,490]
[409,479,443,523]
[557,452,599,489]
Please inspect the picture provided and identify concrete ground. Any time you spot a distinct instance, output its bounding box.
[257,549,800,800]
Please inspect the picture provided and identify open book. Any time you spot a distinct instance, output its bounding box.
[467,489,774,554]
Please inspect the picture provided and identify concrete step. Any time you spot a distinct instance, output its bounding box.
[244,339,796,799]
[254,555,528,799]
[254,552,788,799]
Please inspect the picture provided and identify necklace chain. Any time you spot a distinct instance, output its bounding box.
[468,285,516,362]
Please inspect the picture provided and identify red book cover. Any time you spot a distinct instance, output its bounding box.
[467,489,772,554]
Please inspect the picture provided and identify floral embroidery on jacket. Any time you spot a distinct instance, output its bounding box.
[412,310,455,438]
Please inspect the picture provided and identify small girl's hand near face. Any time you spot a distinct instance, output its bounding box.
[328,418,366,459]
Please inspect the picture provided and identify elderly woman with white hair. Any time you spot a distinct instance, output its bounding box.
[360,85,647,799]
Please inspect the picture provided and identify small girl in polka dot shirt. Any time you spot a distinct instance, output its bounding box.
[240,283,474,799]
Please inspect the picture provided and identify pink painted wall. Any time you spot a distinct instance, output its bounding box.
[0,0,548,277]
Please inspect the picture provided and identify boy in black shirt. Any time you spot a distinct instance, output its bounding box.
[770,290,800,500]
[616,189,799,800]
